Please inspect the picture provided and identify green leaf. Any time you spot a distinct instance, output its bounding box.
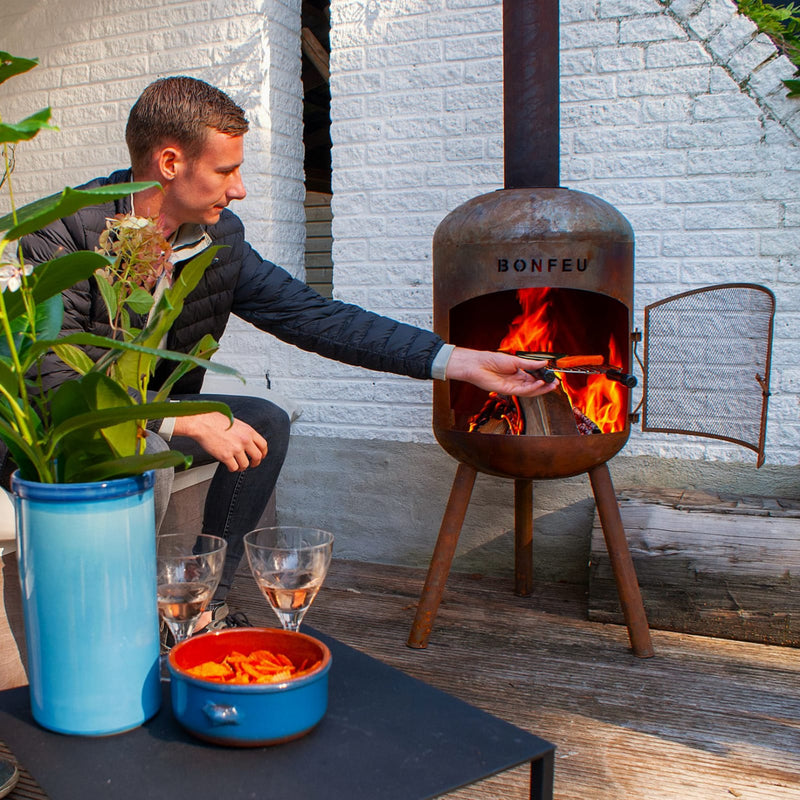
[166,247,220,309]
[0,181,160,239]
[32,292,64,342]
[0,53,38,85]
[0,292,63,368]
[137,246,223,352]
[784,77,800,96]
[48,395,229,481]
[49,397,232,452]
[53,331,240,378]
[92,374,138,455]
[0,108,56,145]
[66,450,193,483]
[56,440,122,483]
[153,334,229,401]
[1,307,32,363]
[93,270,118,321]
[31,252,112,306]
[125,287,155,315]
[0,417,43,482]
[51,373,139,461]
[0,359,19,398]
[49,342,95,375]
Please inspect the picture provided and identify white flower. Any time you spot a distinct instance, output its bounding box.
[109,215,150,230]
[0,262,34,293]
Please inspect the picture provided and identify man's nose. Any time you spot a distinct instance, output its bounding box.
[228,171,247,200]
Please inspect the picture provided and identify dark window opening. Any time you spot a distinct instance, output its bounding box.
[302,0,333,297]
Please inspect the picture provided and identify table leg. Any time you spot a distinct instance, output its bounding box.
[529,748,555,800]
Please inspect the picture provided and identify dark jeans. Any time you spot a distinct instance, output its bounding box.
[168,394,291,602]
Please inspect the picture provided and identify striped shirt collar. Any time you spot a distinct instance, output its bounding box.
[168,223,213,264]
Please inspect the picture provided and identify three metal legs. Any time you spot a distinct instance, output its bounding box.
[407,461,654,658]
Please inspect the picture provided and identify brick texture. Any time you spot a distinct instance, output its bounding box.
[0,0,797,469]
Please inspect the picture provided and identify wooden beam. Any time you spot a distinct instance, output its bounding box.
[302,27,330,84]
[588,488,800,646]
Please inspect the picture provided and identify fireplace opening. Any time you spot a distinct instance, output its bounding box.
[447,287,630,436]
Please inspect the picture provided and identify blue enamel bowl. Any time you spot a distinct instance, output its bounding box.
[168,628,331,747]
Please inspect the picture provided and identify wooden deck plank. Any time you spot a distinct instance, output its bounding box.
[228,559,800,800]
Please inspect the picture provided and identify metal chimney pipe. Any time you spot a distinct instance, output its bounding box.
[503,0,560,189]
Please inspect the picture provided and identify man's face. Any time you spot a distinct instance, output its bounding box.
[164,130,247,228]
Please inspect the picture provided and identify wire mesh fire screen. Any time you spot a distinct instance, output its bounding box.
[642,283,775,466]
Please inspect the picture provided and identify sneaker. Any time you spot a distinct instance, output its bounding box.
[160,619,174,654]
[204,601,252,631]
[159,603,251,654]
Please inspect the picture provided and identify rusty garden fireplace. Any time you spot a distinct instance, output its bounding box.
[406,0,774,658]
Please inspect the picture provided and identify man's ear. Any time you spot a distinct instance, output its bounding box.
[156,146,183,181]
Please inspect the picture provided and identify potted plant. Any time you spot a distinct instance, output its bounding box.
[0,52,238,735]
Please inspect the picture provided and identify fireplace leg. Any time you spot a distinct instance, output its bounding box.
[514,479,533,596]
[407,462,477,649]
[588,463,655,658]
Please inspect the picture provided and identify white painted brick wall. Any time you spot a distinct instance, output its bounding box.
[327,0,799,467]
[0,8,304,264]
[1,0,798,468]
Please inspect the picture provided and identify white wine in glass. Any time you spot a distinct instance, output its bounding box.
[244,527,333,632]
[156,533,227,647]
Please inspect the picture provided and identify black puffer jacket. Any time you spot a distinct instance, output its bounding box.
[22,169,445,395]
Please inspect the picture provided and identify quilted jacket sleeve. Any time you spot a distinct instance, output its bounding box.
[20,219,97,393]
[231,234,445,381]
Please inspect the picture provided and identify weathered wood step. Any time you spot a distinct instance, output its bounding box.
[589,489,800,646]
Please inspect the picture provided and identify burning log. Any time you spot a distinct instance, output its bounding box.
[573,407,602,435]
[518,386,578,436]
[468,385,603,436]
[468,394,523,435]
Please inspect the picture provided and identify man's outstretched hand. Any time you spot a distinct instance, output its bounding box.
[445,347,559,397]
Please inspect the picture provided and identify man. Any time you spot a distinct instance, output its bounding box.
[22,76,555,626]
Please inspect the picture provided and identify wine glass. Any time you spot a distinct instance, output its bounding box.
[156,533,227,655]
[244,527,333,632]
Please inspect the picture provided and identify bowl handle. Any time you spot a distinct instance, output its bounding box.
[202,702,241,727]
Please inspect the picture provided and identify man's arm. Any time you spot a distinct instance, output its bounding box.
[170,349,556,474]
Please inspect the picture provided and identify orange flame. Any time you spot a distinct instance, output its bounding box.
[499,289,626,433]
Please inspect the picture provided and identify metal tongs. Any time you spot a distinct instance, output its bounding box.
[512,351,638,388]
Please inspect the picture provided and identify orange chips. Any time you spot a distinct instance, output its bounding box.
[185,649,321,684]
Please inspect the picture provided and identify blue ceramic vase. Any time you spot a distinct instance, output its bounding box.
[12,472,161,735]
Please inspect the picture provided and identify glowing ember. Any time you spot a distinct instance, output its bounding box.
[468,393,524,434]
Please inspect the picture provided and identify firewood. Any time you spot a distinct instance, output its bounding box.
[519,386,579,435]
[475,417,510,435]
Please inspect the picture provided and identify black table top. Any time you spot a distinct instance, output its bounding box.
[0,629,554,800]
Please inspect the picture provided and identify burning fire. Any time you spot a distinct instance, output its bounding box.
[473,288,627,434]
